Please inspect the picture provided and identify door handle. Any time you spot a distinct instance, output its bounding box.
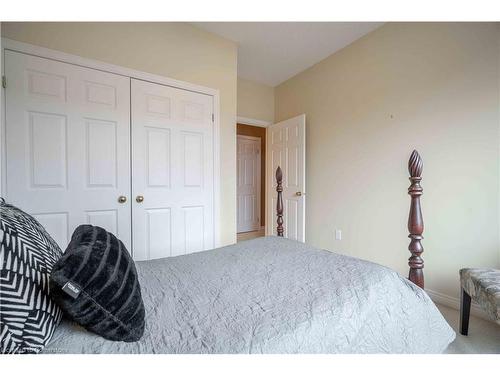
[296,191,304,196]
[118,196,127,204]
[136,195,144,203]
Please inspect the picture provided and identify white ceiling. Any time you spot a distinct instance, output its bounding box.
[193,22,383,87]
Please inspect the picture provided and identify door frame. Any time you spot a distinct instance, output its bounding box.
[0,37,222,247]
[236,134,262,233]
[236,116,272,128]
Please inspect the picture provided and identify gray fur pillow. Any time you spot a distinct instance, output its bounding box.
[50,225,145,342]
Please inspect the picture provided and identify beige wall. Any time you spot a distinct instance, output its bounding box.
[237,77,274,122]
[1,22,238,246]
[3,22,499,301]
[275,23,500,300]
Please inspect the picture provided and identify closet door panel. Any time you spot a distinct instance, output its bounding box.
[131,79,214,260]
[5,51,131,250]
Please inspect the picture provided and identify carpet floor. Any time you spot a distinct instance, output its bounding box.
[437,304,500,353]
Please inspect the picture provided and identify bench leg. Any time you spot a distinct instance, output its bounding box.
[459,288,471,336]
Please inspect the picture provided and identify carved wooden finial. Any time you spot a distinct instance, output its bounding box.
[276,166,284,237]
[408,149,423,178]
[407,150,424,289]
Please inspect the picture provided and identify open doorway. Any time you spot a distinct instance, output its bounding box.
[236,123,266,241]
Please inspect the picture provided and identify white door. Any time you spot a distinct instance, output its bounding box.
[131,79,214,260]
[237,135,261,233]
[266,114,306,241]
[4,50,131,250]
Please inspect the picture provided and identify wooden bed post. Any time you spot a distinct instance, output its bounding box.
[276,166,284,237]
[408,150,424,289]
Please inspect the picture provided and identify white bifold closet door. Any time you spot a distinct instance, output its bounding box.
[131,79,214,260]
[4,50,132,250]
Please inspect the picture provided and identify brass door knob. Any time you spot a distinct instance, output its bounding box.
[136,195,144,203]
[118,196,127,204]
[296,191,303,196]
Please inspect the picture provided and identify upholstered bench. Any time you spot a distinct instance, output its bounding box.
[459,268,500,335]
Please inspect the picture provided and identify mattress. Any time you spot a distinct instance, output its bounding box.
[43,236,455,353]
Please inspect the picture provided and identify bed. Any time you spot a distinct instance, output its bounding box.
[43,150,455,353]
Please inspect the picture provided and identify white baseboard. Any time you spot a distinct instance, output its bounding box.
[426,289,490,321]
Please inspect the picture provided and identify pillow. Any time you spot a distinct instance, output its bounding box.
[0,199,63,354]
[49,225,145,342]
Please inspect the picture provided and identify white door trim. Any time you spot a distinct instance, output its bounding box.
[237,116,272,128]
[237,135,262,233]
[237,134,261,142]
[1,37,222,247]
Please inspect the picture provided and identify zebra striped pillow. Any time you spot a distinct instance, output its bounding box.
[0,199,63,354]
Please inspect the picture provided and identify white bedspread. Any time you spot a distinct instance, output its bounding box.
[44,237,455,353]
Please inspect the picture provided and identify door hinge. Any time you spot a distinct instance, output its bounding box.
[211,113,214,122]
[2,76,6,89]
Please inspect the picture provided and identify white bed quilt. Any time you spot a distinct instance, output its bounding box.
[44,237,455,353]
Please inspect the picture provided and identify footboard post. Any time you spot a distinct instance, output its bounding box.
[407,150,424,289]
[276,166,284,237]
